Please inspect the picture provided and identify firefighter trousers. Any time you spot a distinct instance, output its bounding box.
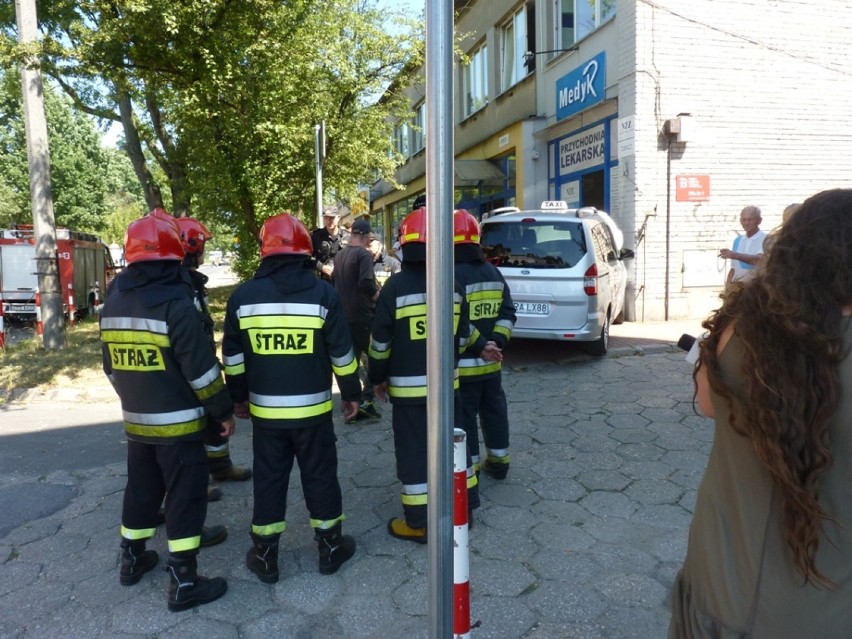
[459,373,510,469]
[122,439,207,551]
[347,319,374,402]
[251,419,344,534]
[391,397,480,530]
[204,415,234,474]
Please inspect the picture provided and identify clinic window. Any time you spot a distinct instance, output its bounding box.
[549,0,615,56]
[463,43,488,117]
[412,102,425,153]
[501,3,535,91]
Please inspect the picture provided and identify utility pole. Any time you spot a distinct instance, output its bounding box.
[15,0,65,349]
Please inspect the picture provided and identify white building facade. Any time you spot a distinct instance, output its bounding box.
[371,0,852,320]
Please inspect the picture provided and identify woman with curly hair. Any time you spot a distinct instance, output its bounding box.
[669,189,852,638]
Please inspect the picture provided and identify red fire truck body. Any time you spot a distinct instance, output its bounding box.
[0,225,116,322]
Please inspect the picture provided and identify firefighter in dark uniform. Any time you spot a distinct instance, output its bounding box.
[100,214,233,612]
[368,206,502,542]
[453,209,516,479]
[174,216,252,486]
[311,206,350,281]
[222,212,360,582]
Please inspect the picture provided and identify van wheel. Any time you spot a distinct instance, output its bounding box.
[586,314,610,357]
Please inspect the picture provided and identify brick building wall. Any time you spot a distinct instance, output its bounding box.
[626,0,852,320]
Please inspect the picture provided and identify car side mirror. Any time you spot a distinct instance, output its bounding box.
[619,248,636,260]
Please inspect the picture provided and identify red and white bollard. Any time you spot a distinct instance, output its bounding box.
[0,294,5,350]
[35,291,43,336]
[453,428,471,639]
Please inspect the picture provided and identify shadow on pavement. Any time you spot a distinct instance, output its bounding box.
[0,420,126,477]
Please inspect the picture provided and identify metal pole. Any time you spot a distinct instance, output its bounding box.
[664,138,672,321]
[425,0,454,637]
[315,123,324,229]
[15,0,65,349]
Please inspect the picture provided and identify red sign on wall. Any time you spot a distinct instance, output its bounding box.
[675,175,710,202]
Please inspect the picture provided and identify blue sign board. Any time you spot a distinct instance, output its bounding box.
[555,52,606,121]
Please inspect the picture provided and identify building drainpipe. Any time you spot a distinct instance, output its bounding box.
[664,137,672,321]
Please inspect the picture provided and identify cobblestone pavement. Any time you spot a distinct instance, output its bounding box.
[0,346,711,639]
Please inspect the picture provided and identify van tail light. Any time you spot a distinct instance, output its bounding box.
[583,263,598,296]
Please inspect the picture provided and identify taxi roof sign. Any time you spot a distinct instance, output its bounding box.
[540,200,570,210]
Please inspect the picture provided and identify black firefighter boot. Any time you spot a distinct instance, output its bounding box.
[246,532,280,584]
[208,444,252,482]
[315,522,356,575]
[119,539,159,586]
[165,552,227,612]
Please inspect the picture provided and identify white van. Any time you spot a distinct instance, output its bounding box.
[479,201,634,355]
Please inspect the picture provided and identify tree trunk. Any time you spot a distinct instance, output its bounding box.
[117,87,162,212]
[144,88,191,217]
[240,192,258,238]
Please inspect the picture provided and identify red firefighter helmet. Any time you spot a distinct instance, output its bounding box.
[259,212,313,258]
[174,217,212,255]
[399,207,428,246]
[124,214,184,264]
[148,207,173,221]
[453,209,481,245]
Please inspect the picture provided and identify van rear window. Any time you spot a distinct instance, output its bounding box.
[481,221,587,268]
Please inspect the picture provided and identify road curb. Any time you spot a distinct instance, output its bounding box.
[609,342,680,358]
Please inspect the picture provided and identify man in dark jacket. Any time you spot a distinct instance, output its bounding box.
[101,213,233,612]
[310,206,350,281]
[333,217,382,422]
[223,212,360,582]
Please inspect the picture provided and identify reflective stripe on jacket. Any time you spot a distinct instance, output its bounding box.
[222,261,361,428]
[100,276,233,444]
[455,260,516,380]
[368,264,481,405]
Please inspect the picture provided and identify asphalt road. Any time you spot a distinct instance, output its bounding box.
[0,399,125,476]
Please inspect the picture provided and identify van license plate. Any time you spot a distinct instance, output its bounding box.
[15,304,36,312]
[514,301,550,315]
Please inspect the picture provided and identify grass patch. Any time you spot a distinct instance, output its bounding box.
[0,319,105,392]
[0,283,237,394]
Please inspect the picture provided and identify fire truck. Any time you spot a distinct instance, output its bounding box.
[0,224,116,322]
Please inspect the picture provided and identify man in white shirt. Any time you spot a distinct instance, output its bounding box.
[721,205,766,285]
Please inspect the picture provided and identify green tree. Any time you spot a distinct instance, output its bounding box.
[2,0,421,278]
[0,68,144,233]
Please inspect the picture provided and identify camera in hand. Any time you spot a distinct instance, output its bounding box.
[317,240,332,262]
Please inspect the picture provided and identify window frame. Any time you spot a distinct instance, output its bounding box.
[393,121,410,159]
[549,0,615,60]
[412,101,426,153]
[463,42,489,117]
[501,6,527,92]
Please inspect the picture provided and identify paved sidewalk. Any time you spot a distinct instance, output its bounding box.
[0,325,711,638]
